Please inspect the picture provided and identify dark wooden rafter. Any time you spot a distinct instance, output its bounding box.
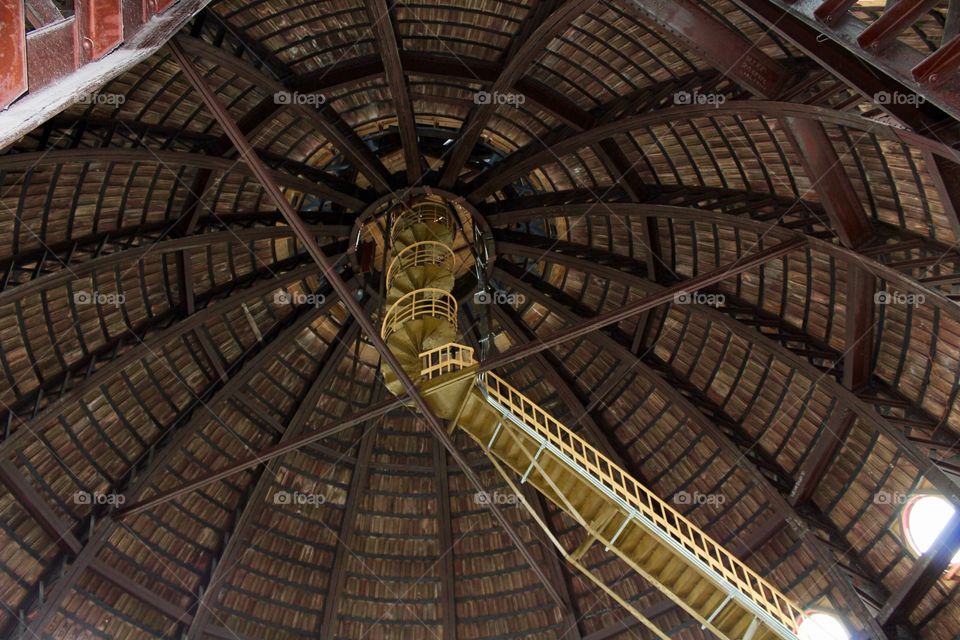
[317,381,385,638]
[878,511,960,630]
[593,139,667,286]
[781,117,874,249]
[924,150,960,240]
[0,227,319,308]
[466,101,959,203]
[0,147,365,210]
[844,266,878,393]
[11,285,344,638]
[39,111,364,198]
[169,39,570,611]
[492,229,960,502]
[487,200,960,323]
[168,88,288,317]
[0,459,212,627]
[439,0,596,188]
[729,0,960,125]
[115,396,406,519]
[173,35,393,195]
[790,410,857,508]
[433,438,458,640]
[622,0,790,99]
[0,259,327,460]
[183,318,363,638]
[364,0,422,182]
[0,215,320,294]
[780,117,879,395]
[202,8,293,83]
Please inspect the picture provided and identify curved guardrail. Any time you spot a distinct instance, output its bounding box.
[381,289,458,341]
[390,201,454,247]
[385,241,457,290]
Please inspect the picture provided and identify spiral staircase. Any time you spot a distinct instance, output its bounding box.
[376,199,807,640]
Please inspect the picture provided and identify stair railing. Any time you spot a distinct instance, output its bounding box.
[390,201,454,247]
[477,368,803,636]
[419,343,475,380]
[385,241,456,291]
[380,289,458,341]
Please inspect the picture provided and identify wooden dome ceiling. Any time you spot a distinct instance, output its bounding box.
[2,1,960,638]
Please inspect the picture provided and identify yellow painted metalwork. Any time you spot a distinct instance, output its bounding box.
[378,198,805,640]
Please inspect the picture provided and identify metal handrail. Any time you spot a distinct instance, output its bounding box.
[381,289,458,341]
[415,342,802,634]
[390,201,454,247]
[478,370,803,634]
[419,343,475,379]
[385,241,456,291]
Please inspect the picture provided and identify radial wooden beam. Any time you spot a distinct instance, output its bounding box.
[789,409,856,507]
[184,318,361,638]
[492,229,960,501]
[593,139,667,285]
[844,266,877,392]
[433,439,458,640]
[622,0,790,99]
[0,146,366,210]
[782,116,874,249]
[439,0,596,188]
[0,259,326,460]
[364,0,422,182]
[12,290,340,638]
[318,383,384,638]
[170,38,569,610]
[466,100,958,203]
[877,510,960,629]
[0,459,82,554]
[174,35,393,195]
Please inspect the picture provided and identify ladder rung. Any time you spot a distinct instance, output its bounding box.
[702,594,733,628]
[605,514,632,551]
[487,421,502,449]
[520,442,546,483]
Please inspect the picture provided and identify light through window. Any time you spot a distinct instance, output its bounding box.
[797,611,850,640]
[903,495,960,563]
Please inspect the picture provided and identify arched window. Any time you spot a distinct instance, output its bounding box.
[902,495,960,563]
[797,610,851,640]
